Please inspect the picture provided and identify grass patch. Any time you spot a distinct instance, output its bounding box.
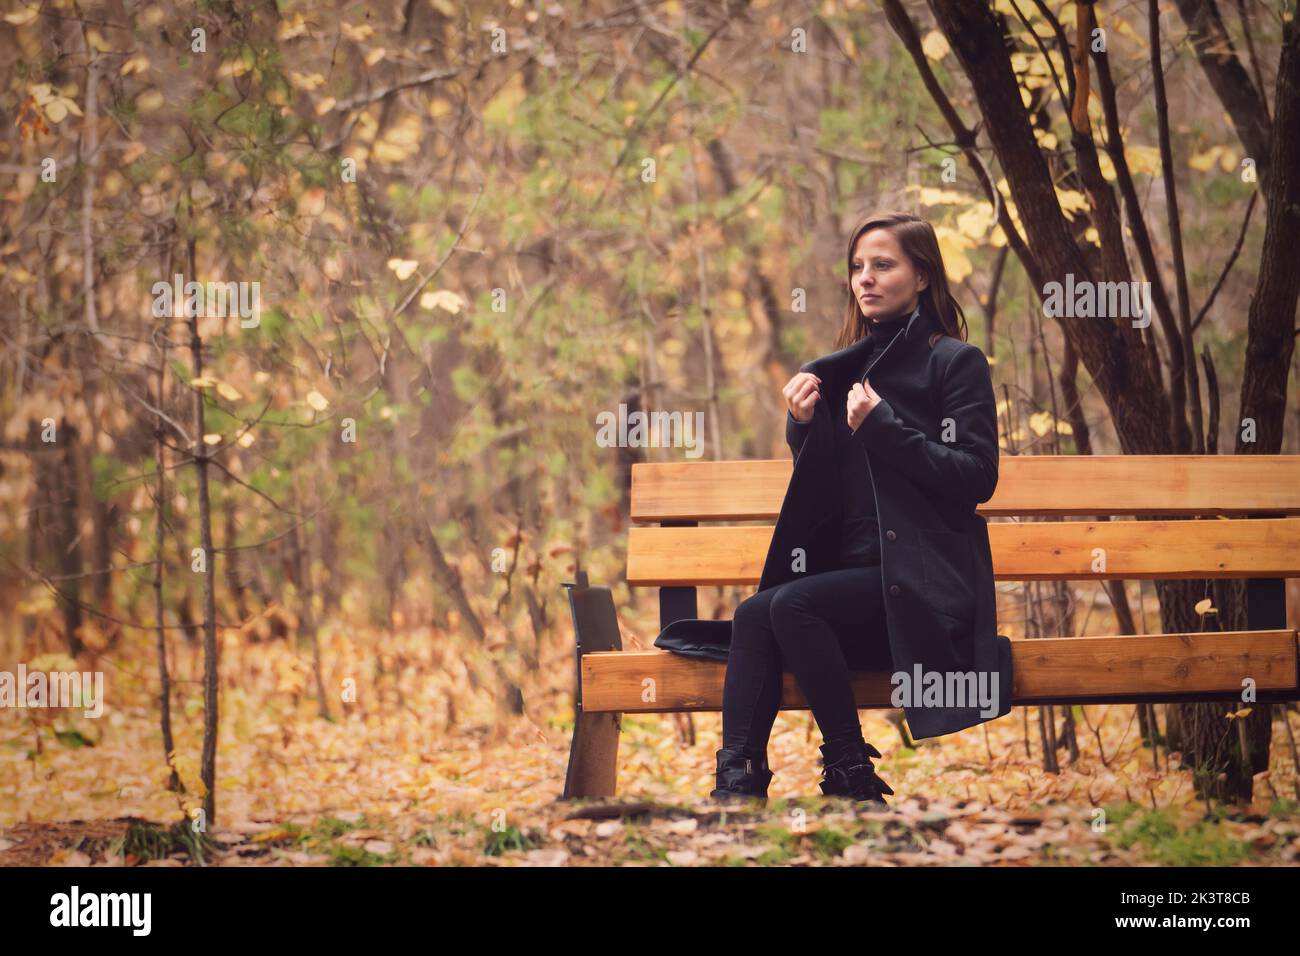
[1267,798,1299,818]
[410,827,438,847]
[622,826,667,863]
[109,818,218,865]
[483,824,545,856]
[811,826,854,859]
[326,843,394,867]
[754,822,794,864]
[311,815,371,839]
[1110,807,1253,866]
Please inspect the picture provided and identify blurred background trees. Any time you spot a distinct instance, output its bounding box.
[1,0,1296,818]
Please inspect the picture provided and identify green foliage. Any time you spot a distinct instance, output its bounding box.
[111,818,216,865]
[1110,807,1253,866]
[811,826,854,858]
[483,824,544,856]
[54,728,95,749]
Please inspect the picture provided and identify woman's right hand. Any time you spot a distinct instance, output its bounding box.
[783,371,821,424]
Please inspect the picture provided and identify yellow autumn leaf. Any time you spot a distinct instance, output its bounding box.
[1124,144,1162,176]
[1028,410,1054,437]
[29,652,78,672]
[1194,598,1217,616]
[120,55,150,77]
[288,71,326,91]
[373,113,421,164]
[340,22,374,41]
[1097,150,1116,182]
[419,289,465,313]
[1188,145,1225,172]
[1055,420,1073,435]
[1055,188,1089,220]
[955,203,995,240]
[277,13,309,41]
[203,433,222,446]
[386,258,419,281]
[921,30,950,60]
[305,390,330,411]
[237,432,256,448]
[934,226,973,283]
[190,377,217,389]
[216,381,242,401]
[906,185,970,206]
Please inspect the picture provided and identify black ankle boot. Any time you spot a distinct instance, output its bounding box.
[818,737,895,807]
[709,746,773,804]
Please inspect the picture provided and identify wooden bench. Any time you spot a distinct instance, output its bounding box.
[561,455,1300,799]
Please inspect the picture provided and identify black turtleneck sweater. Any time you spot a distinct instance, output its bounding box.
[835,309,911,567]
[784,308,915,567]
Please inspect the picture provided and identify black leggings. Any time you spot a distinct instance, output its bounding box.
[722,565,892,754]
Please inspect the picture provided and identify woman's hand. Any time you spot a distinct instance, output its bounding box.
[783,371,821,424]
[847,377,883,433]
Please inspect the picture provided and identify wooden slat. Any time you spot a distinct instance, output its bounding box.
[580,632,1299,713]
[626,519,1300,585]
[629,456,1300,521]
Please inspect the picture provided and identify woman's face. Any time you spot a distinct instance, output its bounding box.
[849,228,929,323]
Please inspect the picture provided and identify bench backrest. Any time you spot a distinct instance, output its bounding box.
[626,455,1300,632]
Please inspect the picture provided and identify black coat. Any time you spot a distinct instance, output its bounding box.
[652,305,1013,739]
[763,304,1013,739]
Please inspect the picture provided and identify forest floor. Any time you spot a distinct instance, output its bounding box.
[4,678,1300,866]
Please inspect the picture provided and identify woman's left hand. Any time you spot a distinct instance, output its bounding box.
[847,378,883,433]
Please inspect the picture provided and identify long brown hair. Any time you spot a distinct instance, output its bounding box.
[831,212,969,351]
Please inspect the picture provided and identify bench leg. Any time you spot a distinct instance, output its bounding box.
[563,710,621,798]
[560,573,623,800]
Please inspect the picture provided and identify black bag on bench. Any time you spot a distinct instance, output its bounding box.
[653,617,733,663]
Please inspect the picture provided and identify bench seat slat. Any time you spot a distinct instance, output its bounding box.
[630,456,1300,521]
[625,519,1300,584]
[579,632,1299,713]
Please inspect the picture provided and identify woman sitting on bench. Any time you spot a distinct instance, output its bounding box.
[712,211,1005,806]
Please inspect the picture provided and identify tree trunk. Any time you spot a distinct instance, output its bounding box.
[187,238,220,827]
[153,342,180,793]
